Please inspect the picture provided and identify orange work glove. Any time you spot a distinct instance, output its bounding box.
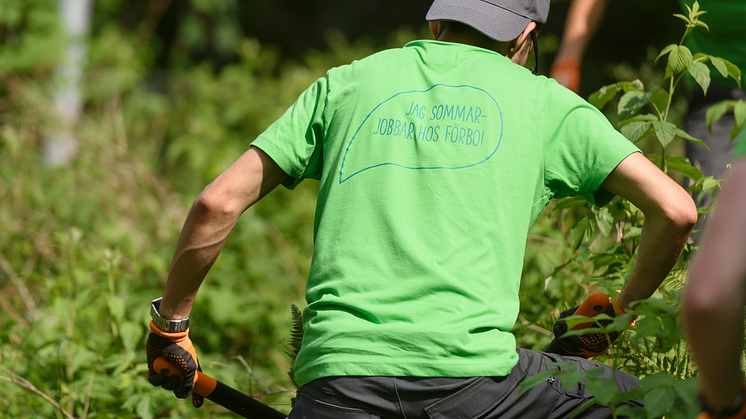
[146,321,204,407]
[550,58,582,93]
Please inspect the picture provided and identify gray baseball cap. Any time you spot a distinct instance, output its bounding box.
[426,0,550,42]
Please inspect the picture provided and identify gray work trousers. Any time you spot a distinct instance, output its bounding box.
[288,348,642,419]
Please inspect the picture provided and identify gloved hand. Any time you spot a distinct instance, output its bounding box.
[549,292,623,358]
[550,58,581,93]
[146,321,204,407]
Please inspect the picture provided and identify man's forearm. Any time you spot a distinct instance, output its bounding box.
[555,0,609,62]
[159,191,241,320]
[618,212,693,311]
[155,146,289,321]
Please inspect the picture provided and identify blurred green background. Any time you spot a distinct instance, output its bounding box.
[0,0,700,417]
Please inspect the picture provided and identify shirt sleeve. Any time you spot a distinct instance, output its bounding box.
[542,83,640,207]
[251,76,328,189]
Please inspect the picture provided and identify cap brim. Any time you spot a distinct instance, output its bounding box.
[426,0,531,42]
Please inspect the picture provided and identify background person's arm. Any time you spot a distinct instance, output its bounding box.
[551,0,609,92]
[158,146,288,320]
[600,152,698,311]
[683,159,746,412]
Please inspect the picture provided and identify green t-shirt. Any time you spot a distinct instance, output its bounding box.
[679,0,746,89]
[252,40,639,387]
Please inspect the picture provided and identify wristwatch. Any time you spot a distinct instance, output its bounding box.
[150,297,190,332]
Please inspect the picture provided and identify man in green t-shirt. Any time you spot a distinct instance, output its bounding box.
[684,133,746,419]
[145,1,697,417]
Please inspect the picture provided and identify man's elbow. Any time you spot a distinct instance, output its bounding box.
[660,192,698,234]
[194,184,244,219]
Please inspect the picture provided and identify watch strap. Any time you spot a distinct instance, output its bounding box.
[150,297,190,333]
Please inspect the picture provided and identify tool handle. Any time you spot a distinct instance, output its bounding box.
[153,356,218,396]
[153,357,287,419]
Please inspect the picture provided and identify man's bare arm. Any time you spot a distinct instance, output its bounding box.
[159,146,288,319]
[683,159,746,411]
[601,152,698,311]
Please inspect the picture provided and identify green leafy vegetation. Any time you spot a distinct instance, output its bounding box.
[1,1,744,418]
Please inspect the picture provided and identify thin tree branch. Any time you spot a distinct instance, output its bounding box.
[0,251,37,317]
[82,367,97,419]
[0,369,75,419]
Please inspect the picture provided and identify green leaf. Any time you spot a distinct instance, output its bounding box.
[640,372,677,389]
[618,115,658,142]
[655,44,678,62]
[614,404,647,419]
[570,215,594,251]
[589,83,623,109]
[666,155,703,180]
[672,13,689,24]
[560,367,605,389]
[586,378,619,405]
[593,207,613,237]
[633,317,659,341]
[107,295,125,323]
[618,90,651,121]
[675,128,708,149]
[709,55,728,78]
[649,89,669,115]
[652,121,677,148]
[705,100,734,132]
[722,58,742,87]
[667,45,693,74]
[687,61,711,95]
[136,394,153,419]
[617,113,659,125]
[696,20,710,31]
[570,399,598,419]
[644,386,677,419]
[687,176,722,194]
[120,321,143,353]
[622,79,645,92]
[553,196,587,211]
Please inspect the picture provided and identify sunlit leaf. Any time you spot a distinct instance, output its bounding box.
[586,378,619,404]
[644,386,677,418]
[666,155,703,180]
[618,91,651,121]
[570,215,594,251]
[621,122,653,143]
[667,45,692,74]
[687,61,711,95]
[655,44,678,62]
[705,100,734,132]
[676,128,708,149]
[652,121,677,148]
[589,83,623,109]
[649,89,669,115]
[722,58,742,87]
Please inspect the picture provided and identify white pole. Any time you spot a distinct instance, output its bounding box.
[45,0,93,166]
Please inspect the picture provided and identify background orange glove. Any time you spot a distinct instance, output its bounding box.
[146,321,204,407]
[550,58,582,93]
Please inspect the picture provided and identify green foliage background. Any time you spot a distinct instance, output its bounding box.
[0,1,741,418]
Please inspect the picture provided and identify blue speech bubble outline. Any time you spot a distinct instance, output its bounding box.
[338,84,504,184]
